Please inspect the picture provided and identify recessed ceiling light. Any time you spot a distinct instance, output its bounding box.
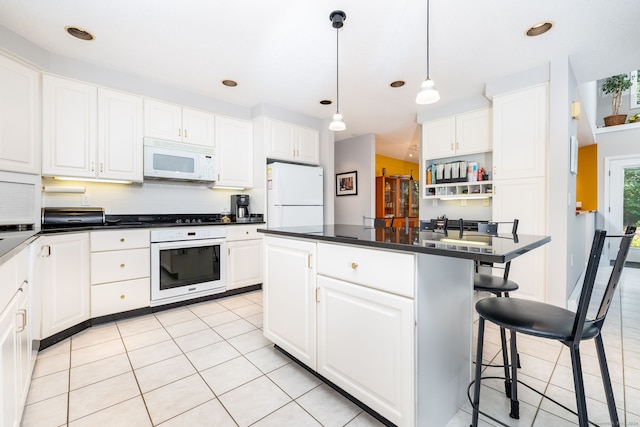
[525,21,553,37]
[390,80,405,88]
[320,99,332,105]
[222,80,238,87]
[65,26,95,41]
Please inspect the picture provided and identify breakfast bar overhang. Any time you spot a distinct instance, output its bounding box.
[259,225,551,427]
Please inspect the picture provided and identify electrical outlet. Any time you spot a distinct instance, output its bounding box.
[460,199,467,207]
[482,199,490,207]
[81,195,90,206]
[432,199,438,207]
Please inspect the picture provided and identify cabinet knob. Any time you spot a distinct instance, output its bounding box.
[120,295,125,299]
[120,238,125,242]
[120,263,125,268]
[351,262,358,269]
[246,231,249,234]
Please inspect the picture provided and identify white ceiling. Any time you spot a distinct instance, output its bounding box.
[0,0,638,161]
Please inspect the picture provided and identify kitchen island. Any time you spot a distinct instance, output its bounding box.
[258,225,550,427]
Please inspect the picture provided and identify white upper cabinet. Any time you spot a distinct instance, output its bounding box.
[144,99,215,148]
[422,108,491,160]
[42,75,144,182]
[492,83,548,180]
[97,88,143,182]
[214,115,253,188]
[42,75,97,178]
[0,54,40,175]
[265,118,320,165]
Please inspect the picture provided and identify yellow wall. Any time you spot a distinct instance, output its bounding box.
[375,155,419,179]
[576,144,597,211]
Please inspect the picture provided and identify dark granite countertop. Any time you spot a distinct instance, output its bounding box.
[0,230,39,266]
[258,224,551,264]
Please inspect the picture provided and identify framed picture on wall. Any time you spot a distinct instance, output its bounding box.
[336,171,358,196]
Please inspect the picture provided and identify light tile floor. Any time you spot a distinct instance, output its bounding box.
[21,265,640,427]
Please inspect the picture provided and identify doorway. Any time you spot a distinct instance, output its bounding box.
[606,156,640,263]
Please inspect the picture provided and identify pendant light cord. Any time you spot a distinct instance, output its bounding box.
[336,27,340,114]
[426,0,430,79]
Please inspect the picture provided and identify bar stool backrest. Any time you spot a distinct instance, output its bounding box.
[571,226,635,346]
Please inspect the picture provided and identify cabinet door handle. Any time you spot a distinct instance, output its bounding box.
[456,142,459,150]
[120,238,125,242]
[351,262,358,269]
[16,309,27,332]
[120,295,126,300]
[178,128,182,137]
[184,129,188,138]
[493,166,497,175]
[90,162,95,172]
[315,288,319,302]
[307,254,312,268]
[41,245,51,257]
[99,162,104,172]
[120,263,125,268]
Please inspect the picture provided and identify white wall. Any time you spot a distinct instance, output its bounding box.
[334,134,375,225]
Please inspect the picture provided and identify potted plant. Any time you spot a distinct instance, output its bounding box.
[601,73,632,126]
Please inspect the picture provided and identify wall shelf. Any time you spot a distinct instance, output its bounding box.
[423,181,493,200]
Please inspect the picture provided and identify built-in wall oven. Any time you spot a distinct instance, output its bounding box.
[150,227,226,306]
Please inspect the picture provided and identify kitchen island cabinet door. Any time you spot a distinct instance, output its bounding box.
[37,233,90,339]
[263,236,317,369]
[316,275,414,427]
[0,54,40,175]
[215,115,254,188]
[42,75,97,178]
[97,88,143,182]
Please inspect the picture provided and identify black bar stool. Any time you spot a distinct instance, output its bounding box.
[471,226,636,427]
[473,219,520,397]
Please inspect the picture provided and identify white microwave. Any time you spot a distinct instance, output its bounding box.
[143,138,216,182]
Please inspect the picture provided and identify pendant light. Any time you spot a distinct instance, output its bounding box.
[329,10,346,131]
[416,0,440,104]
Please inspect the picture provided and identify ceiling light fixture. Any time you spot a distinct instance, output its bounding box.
[390,80,405,88]
[65,26,95,41]
[329,10,346,132]
[222,80,238,87]
[416,0,440,105]
[320,99,332,105]
[525,21,553,37]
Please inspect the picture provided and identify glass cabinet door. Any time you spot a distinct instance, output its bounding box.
[398,179,410,218]
[411,179,420,217]
[384,178,396,217]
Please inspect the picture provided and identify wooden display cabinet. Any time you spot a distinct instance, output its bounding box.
[375,176,419,227]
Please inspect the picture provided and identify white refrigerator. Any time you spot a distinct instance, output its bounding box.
[267,162,323,228]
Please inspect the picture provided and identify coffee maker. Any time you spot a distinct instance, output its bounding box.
[231,194,250,222]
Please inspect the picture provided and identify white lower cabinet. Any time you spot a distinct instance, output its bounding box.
[226,225,263,291]
[90,229,150,317]
[1,245,36,427]
[263,236,317,368]
[317,275,414,427]
[37,233,90,339]
[263,236,416,426]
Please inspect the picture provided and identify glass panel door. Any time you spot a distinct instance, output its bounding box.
[384,178,396,218]
[608,157,640,262]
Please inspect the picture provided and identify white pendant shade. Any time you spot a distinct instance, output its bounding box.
[329,113,346,131]
[415,78,440,104]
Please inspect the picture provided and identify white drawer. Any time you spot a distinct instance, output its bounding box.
[90,229,150,251]
[226,224,262,241]
[90,278,150,317]
[317,243,415,298]
[90,248,150,284]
